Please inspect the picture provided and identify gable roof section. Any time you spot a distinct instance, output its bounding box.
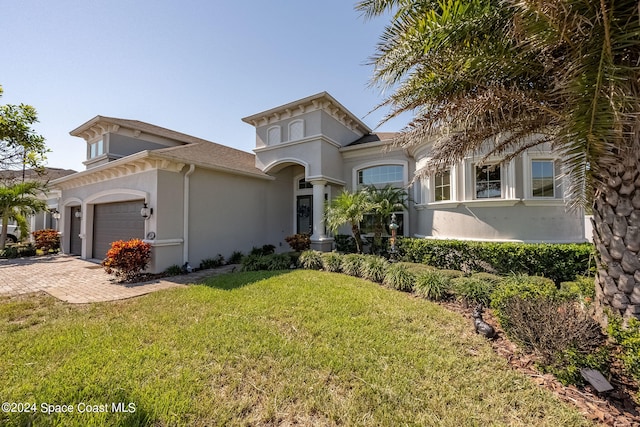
[151,141,270,179]
[0,167,77,183]
[346,132,398,147]
[71,116,213,146]
[242,92,371,135]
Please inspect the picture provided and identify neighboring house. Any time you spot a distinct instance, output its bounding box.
[51,92,585,273]
[0,168,76,242]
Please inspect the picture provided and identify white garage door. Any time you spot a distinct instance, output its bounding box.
[93,200,145,260]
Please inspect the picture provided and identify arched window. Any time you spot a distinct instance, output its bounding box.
[267,126,281,145]
[357,165,404,186]
[289,120,304,141]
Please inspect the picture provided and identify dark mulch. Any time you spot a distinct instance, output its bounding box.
[441,301,640,427]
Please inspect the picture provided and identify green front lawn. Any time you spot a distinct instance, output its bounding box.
[0,270,589,426]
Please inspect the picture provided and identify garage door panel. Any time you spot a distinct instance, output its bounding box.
[93,201,145,260]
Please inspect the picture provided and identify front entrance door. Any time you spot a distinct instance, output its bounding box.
[70,207,82,255]
[296,195,313,234]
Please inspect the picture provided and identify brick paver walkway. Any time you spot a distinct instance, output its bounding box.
[0,255,237,303]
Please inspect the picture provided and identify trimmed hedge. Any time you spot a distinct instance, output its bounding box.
[397,238,593,284]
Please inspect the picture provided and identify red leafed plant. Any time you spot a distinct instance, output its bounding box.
[32,229,60,252]
[102,239,151,282]
[285,234,311,252]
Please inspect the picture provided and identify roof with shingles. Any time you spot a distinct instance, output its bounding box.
[347,132,399,146]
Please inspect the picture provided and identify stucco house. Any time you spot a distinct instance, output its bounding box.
[50,92,585,273]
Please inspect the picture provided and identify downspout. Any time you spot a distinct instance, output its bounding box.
[183,164,196,264]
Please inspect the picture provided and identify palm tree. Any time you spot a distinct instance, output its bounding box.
[357,0,640,319]
[325,190,375,253]
[0,181,47,248]
[365,184,408,253]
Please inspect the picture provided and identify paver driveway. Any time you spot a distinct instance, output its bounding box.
[0,254,235,303]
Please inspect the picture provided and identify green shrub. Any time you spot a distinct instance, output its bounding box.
[452,277,495,307]
[608,315,640,391]
[397,262,434,276]
[228,251,244,264]
[250,245,276,256]
[241,253,292,271]
[0,243,36,259]
[164,264,183,276]
[559,275,596,304]
[470,272,503,285]
[200,254,225,270]
[501,296,608,386]
[438,269,466,279]
[298,250,323,270]
[285,234,310,251]
[361,256,389,283]
[31,229,60,252]
[335,234,357,254]
[321,252,342,273]
[383,263,415,292]
[341,254,366,277]
[490,274,559,331]
[396,238,593,283]
[414,271,451,301]
[102,239,151,282]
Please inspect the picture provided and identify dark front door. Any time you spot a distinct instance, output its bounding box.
[296,195,312,234]
[70,207,82,255]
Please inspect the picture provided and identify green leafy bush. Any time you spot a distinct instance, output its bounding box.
[200,254,225,270]
[321,252,342,273]
[451,277,495,307]
[501,296,608,385]
[341,254,366,277]
[298,250,323,270]
[383,263,415,292]
[241,253,291,271]
[250,245,276,256]
[164,264,183,276]
[397,262,434,276]
[361,256,389,283]
[559,276,596,305]
[414,271,451,301]
[228,251,244,264]
[0,243,36,259]
[31,229,60,252]
[335,234,357,254]
[397,238,593,283]
[490,274,559,331]
[102,239,151,282]
[608,315,640,390]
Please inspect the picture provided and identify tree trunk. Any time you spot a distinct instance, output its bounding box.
[592,160,640,322]
[0,213,9,249]
[352,223,364,254]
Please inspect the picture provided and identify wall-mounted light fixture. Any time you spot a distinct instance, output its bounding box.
[74,210,82,219]
[50,209,61,220]
[140,202,153,220]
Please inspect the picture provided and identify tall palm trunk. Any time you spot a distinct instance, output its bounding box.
[592,155,640,320]
[0,212,9,249]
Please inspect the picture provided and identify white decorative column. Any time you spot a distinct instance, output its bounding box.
[310,179,333,251]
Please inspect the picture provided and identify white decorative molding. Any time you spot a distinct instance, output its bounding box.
[461,199,521,208]
[78,123,120,142]
[254,134,342,153]
[144,238,184,247]
[54,157,185,190]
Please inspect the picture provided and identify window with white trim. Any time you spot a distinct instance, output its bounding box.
[475,164,501,199]
[434,171,451,201]
[89,140,104,159]
[531,160,555,198]
[358,165,404,186]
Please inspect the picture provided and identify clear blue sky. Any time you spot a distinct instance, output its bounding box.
[1,0,406,172]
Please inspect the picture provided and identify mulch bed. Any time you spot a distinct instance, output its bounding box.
[441,301,640,426]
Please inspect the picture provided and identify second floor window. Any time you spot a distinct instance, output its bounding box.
[89,140,104,159]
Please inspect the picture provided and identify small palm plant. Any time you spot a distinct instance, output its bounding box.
[325,190,374,254]
[365,184,408,254]
[0,181,47,248]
